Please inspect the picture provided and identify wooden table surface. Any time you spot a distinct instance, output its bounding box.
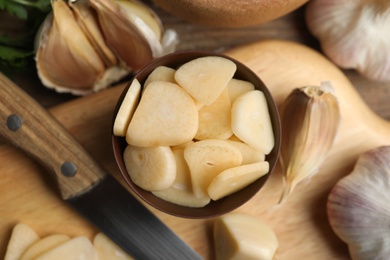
[3,2,390,121]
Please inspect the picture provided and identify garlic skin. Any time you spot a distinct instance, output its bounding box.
[279,81,340,203]
[327,146,390,260]
[305,0,390,82]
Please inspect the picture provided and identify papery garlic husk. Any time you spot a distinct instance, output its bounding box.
[35,0,129,95]
[279,81,340,203]
[305,0,390,82]
[88,0,179,71]
[327,146,390,260]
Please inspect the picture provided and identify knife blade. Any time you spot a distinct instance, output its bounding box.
[0,73,202,260]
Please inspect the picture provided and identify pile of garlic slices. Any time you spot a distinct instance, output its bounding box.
[113,56,275,208]
[4,223,133,260]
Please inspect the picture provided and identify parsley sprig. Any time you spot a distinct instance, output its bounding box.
[0,0,51,68]
[0,0,51,19]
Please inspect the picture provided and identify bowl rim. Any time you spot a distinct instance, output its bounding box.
[112,50,281,219]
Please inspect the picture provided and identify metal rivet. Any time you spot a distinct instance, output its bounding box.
[61,162,78,177]
[7,114,23,131]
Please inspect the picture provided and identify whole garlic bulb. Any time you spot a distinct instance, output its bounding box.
[35,0,178,95]
[35,0,124,95]
[305,0,390,82]
[327,146,390,260]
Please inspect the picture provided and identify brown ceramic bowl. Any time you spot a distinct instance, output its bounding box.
[112,51,281,219]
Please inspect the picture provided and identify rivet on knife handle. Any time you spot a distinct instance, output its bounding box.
[0,73,106,199]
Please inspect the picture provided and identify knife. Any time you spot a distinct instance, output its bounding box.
[0,73,202,260]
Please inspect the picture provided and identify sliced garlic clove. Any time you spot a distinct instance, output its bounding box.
[207,161,269,201]
[226,140,265,165]
[93,233,133,259]
[20,234,70,260]
[113,78,142,137]
[126,81,198,147]
[328,146,390,260]
[184,139,242,199]
[143,66,176,87]
[123,145,176,191]
[195,86,233,140]
[279,81,340,203]
[231,90,274,155]
[4,223,40,260]
[35,236,96,260]
[152,147,211,207]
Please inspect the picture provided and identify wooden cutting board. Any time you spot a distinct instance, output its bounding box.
[2,40,390,259]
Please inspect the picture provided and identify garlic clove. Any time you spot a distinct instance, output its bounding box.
[116,0,163,40]
[35,0,128,95]
[214,213,279,260]
[327,146,390,260]
[89,0,177,71]
[160,29,180,56]
[305,0,390,82]
[69,0,117,67]
[36,0,105,93]
[87,0,152,71]
[279,81,340,203]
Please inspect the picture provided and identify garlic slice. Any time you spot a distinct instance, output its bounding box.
[279,81,340,203]
[328,146,390,260]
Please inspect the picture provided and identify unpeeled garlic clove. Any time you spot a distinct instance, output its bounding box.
[70,0,117,68]
[327,146,390,260]
[35,0,128,95]
[279,81,340,203]
[305,0,390,82]
[89,0,178,71]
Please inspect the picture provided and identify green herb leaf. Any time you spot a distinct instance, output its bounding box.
[0,0,28,19]
[0,0,51,18]
[0,0,51,68]
[0,44,33,67]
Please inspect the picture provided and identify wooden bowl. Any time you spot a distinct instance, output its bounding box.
[112,51,281,218]
[151,0,309,28]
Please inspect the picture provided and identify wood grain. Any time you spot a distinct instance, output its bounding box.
[1,40,390,259]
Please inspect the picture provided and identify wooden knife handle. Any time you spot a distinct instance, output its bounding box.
[0,73,106,200]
